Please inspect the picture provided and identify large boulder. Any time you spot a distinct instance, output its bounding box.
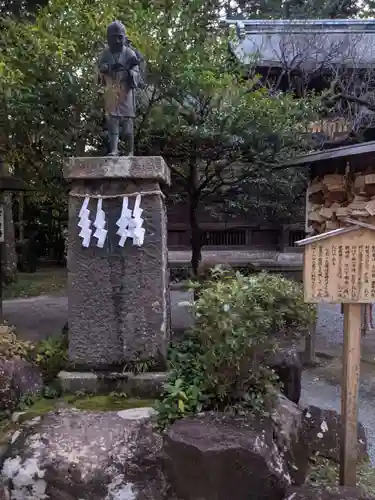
[164,396,310,500]
[0,358,43,413]
[271,393,310,485]
[1,407,166,500]
[265,345,302,404]
[284,485,375,499]
[301,405,368,463]
[164,413,290,500]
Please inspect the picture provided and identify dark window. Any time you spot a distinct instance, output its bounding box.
[168,230,188,247]
[289,230,305,247]
[202,230,246,247]
[251,230,279,248]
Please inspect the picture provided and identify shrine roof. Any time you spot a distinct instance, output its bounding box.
[279,140,375,168]
[223,18,375,69]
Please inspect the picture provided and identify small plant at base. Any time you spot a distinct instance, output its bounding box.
[109,392,128,398]
[43,381,62,399]
[74,389,88,398]
[307,456,375,497]
[123,355,156,374]
[17,393,38,411]
[156,270,315,429]
[123,360,152,374]
[34,334,68,383]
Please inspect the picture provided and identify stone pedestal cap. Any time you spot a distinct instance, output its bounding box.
[64,156,170,186]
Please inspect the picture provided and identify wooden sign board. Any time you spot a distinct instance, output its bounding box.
[297,220,371,487]
[301,226,375,303]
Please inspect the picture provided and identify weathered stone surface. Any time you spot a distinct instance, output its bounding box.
[265,345,302,404]
[58,370,168,398]
[1,407,166,500]
[164,412,292,500]
[64,156,171,185]
[0,358,43,412]
[271,393,310,485]
[65,156,171,370]
[301,405,368,463]
[284,485,375,499]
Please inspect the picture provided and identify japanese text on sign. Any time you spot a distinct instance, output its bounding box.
[303,228,375,303]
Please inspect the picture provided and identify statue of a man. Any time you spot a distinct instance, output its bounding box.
[98,21,140,156]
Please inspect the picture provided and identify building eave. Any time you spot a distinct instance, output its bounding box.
[279,140,375,168]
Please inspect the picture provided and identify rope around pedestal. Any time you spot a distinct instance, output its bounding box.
[69,189,165,199]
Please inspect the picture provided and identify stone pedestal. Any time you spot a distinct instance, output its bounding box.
[63,156,171,370]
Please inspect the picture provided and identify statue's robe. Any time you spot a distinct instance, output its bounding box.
[98,45,140,119]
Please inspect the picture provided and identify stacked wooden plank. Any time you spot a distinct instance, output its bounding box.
[307,171,375,234]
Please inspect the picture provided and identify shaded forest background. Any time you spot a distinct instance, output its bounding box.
[1,0,375,276]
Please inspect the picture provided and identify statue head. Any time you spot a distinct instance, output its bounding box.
[107,20,126,53]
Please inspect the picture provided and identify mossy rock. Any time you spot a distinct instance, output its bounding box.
[16,394,155,423]
[65,394,155,411]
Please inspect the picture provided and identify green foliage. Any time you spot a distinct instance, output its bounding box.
[42,382,61,399]
[0,0,319,272]
[0,326,34,360]
[34,332,68,383]
[17,392,39,411]
[156,269,315,428]
[307,456,375,497]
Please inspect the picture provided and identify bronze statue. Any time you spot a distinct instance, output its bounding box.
[98,21,141,156]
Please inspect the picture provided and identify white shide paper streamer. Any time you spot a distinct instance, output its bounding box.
[78,196,92,248]
[130,194,145,247]
[92,198,108,248]
[116,196,133,247]
[79,195,146,248]
[116,195,145,247]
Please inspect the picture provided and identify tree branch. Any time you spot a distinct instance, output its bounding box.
[324,93,375,113]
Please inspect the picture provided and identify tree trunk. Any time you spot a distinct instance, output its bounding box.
[188,159,202,278]
[189,194,201,277]
[2,193,17,282]
[0,160,17,283]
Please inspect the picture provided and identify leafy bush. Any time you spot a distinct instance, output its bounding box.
[196,261,256,281]
[0,325,34,360]
[170,264,192,283]
[156,269,316,428]
[34,330,68,383]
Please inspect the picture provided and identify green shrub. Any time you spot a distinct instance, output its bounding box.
[34,330,68,383]
[155,269,316,428]
[170,265,192,283]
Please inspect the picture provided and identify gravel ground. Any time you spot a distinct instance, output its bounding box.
[301,368,375,465]
[4,292,370,349]
[316,303,345,349]
[2,291,194,342]
[316,303,375,361]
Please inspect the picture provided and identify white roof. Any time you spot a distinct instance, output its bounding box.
[224,18,375,69]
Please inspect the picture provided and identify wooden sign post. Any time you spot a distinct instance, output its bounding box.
[296,219,375,487]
